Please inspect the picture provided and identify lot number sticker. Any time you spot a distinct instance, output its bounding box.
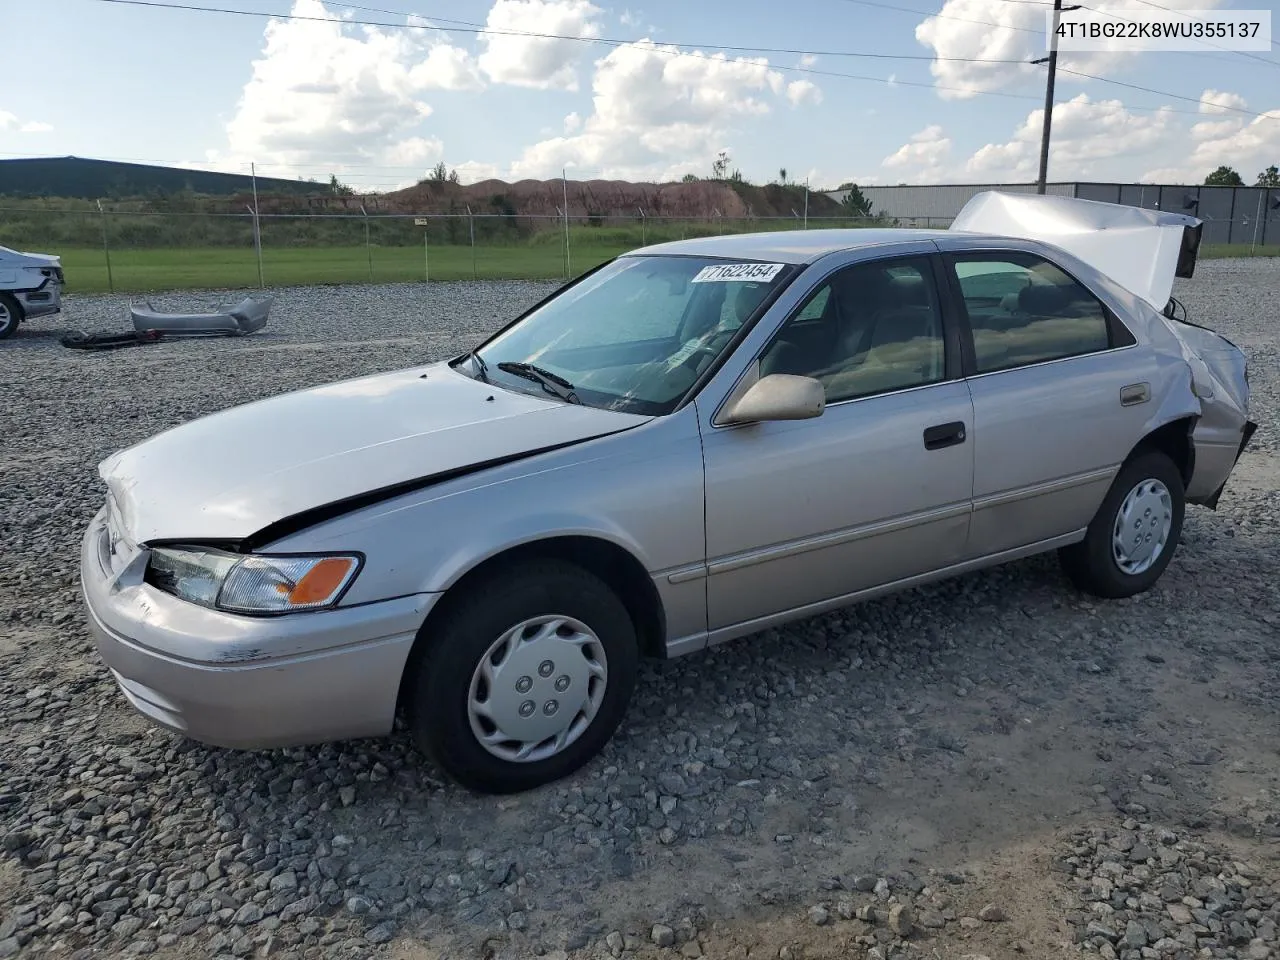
[691,262,785,283]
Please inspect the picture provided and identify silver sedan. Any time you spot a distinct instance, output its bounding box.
[80,193,1255,793]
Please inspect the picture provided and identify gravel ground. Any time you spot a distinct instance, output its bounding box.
[1,260,1278,960]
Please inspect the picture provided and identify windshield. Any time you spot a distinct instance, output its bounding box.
[468,255,794,415]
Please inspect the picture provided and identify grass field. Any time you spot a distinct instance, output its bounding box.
[51,239,1280,294]
[56,243,616,293]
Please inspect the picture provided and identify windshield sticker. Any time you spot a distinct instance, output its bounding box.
[691,262,785,283]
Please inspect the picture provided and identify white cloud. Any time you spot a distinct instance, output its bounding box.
[799,54,817,69]
[478,0,602,91]
[786,80,822,107]
[882,125,952,182]
[913,0,1227,99]
[564,111,582,132]
[619,8,639,27]
[383,136,445,167]
[1143,102,1280,183]
[508,40,813,180]
[454,160,505,183]
[962,94,1178,180]
[217,0,479,174]
[1199,88,1247,115]
[0,111,52,133]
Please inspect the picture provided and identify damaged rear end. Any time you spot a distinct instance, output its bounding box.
[1158,310,1257,509]
[952,190,1257,511]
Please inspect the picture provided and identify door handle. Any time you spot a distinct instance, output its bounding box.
[923,421,967,450]
[1120,382,1150,406]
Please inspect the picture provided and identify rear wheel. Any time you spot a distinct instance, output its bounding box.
[407,560,639,793]
[0,293,22,340]
[1058,451,1185,598]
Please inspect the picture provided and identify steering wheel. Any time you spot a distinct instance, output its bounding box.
[679,328,738,375]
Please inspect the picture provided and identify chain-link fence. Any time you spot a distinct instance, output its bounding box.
[0,203,1275,294]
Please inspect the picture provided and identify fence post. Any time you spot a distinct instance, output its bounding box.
[562,169,572,279]
[1252,191,1264,255]
[245,205,264,289]
[804,177,809,229]
[250,162,264,288]
[360,203,373,282]
[638,207,646,246]
[95,199,115,295]
[467,206,476,280]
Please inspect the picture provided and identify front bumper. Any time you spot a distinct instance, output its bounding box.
[80,506,437,749]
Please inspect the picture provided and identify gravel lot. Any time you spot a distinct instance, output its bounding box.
[2,260,1278,960]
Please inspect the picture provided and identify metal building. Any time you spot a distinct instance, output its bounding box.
[824,181,1280,246]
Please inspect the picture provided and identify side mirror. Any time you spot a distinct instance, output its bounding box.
[718,373,825,424]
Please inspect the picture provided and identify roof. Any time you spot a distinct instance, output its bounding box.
[623,228,954,264]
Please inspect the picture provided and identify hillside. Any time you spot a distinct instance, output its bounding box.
[0,156,320,199]
[375,177,845,220]
[0,170,858,252]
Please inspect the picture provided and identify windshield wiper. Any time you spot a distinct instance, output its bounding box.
[496,361,581,404]
[467,349,489,382]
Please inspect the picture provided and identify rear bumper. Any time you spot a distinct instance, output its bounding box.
[14,281,63,319]
[80,506,438,749]
[1193,419,1258,510]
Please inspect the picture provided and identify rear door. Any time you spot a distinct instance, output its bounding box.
[938,239,1158,559]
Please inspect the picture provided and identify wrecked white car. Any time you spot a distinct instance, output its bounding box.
[80,192,1255,793]
[0,244,64,339]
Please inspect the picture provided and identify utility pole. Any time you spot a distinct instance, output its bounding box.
[1031,0,1079,194]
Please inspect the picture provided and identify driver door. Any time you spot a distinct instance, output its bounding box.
[697,252,975,633]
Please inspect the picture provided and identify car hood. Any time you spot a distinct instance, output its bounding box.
[950,191,1202,311]
[99,361,651,545]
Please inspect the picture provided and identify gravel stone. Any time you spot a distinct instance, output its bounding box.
[888,903,913,936]
[652,923,676,947]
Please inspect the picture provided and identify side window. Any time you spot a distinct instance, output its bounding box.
[950,254,1113,374]
[758,257,946,403]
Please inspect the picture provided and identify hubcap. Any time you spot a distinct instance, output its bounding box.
[0,302,12,327]
[467,615,608,763]
[1112,478,1173,576]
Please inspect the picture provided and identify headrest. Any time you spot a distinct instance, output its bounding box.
[1018,282,1072,316]
[888,274,928,307]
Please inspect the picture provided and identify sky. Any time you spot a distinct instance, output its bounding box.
[4,0,1280,190]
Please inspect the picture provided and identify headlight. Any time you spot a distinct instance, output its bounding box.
[147,547,361,614]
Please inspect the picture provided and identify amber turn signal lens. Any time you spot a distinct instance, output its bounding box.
[287,557,358,606]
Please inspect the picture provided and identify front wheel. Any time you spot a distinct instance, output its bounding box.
[0,292,23,340]
[407,560,639,793]
[1058,450,1185,598]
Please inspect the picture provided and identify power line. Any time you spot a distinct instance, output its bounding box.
[76,0,1032,64]
[1119,0,1280,50]
[830,0,1278,68]
[1075,3,1279,67]
[1060,66,1280,116]
[77,0,1280,121]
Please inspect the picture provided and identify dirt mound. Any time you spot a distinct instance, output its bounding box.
[377,177,844,221]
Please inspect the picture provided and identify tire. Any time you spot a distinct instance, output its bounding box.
[407,560,639,794]
[1058,450,1185,599]
[0,293,22,340]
